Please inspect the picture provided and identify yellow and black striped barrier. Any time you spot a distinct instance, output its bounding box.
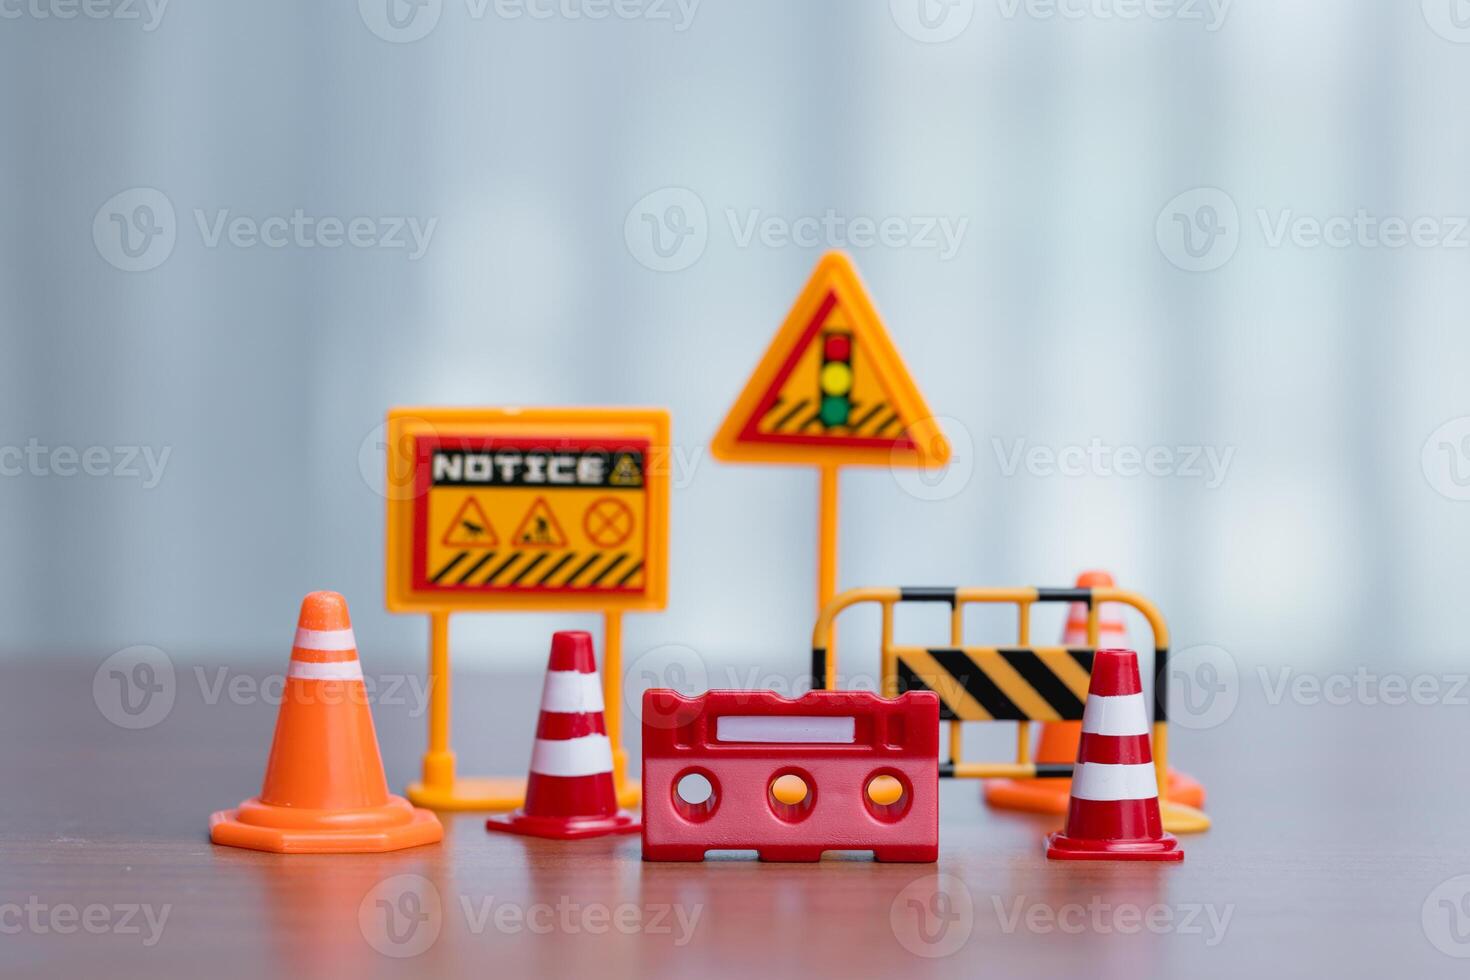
[810,586,1209,833]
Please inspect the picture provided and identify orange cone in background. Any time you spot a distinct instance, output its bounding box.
[984,570,1206,815]
[209,591,443,853]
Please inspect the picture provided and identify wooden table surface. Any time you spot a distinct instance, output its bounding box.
[3,656,1468,979]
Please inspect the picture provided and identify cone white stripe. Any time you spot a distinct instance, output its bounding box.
[530,734,614,777]
[539,671,606,714]
[1080,693,1149,736]
[1069,762,1159,801]
[288,660,364,681]
[293,627,357,651]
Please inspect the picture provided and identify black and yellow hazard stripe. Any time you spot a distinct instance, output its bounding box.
[892,646,1093,722]
[760,397,902,438]
[809,585,1170,723]
[429,550,644,590]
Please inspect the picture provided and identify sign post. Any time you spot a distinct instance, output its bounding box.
[386,407,670,811]
[711,251,949,624]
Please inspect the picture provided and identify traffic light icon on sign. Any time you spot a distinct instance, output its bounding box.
[819,331,854,428]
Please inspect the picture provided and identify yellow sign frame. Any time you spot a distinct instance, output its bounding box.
[384,406,670,812]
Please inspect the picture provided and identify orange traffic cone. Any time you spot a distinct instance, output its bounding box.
[486,631,638,840]
[985,570,1207,815]
[209,592,443,853]
[1046,648,1182,862]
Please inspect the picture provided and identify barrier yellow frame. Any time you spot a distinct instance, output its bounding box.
[811,586,1210,834]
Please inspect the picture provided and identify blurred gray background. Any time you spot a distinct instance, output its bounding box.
[3,0,1469,674]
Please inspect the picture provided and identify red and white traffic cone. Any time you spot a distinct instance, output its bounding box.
[986,570,1207,815]
[486,631,639,840]
[1046,648,1182,862]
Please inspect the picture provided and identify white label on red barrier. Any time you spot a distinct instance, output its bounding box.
[1080,692,1149,737]
[715,716,856,744]
[1069,762,1159,802]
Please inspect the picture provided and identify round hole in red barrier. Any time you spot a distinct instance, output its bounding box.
[864,770,912,822]
[673,769,719,822]
[768,769,817,823]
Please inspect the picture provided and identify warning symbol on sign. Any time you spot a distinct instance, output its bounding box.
[513,497,568,548]
[583,497,634,548]
[442,497,498,548]
[608,453,644,487]
[710,251,949,468]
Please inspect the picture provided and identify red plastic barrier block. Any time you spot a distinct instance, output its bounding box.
[641,690,939,862]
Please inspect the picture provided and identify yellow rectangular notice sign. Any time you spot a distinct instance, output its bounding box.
[385,407,670,614]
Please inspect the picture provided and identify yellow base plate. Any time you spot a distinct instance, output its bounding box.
[407,777,642,812]
[1160,800,1211,834]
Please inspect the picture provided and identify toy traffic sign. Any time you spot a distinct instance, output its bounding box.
[385,407,670,811]
[710,251,949,615]
[711,250,949,469]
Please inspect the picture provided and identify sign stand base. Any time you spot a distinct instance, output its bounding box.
[405,609,642,813]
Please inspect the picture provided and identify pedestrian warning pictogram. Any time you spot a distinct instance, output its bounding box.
[711,251,949,468]
[442,497,499,548]
[513,498,567,548]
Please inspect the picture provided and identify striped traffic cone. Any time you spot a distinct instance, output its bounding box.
[486,631,639,840]
[209,591,443,853]
[1046,648,1182,862]
[985,570,1207,814]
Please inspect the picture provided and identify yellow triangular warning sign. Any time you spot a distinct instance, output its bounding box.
[512,497,567,549]
[443,497,498,548]
[608,452,644,487]
[711,251,949,468]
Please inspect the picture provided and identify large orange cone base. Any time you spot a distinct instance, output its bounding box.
[1046,649,1182,862]
[486,631,639,841]
[985,570,1207,819]
[209,592,443,853]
